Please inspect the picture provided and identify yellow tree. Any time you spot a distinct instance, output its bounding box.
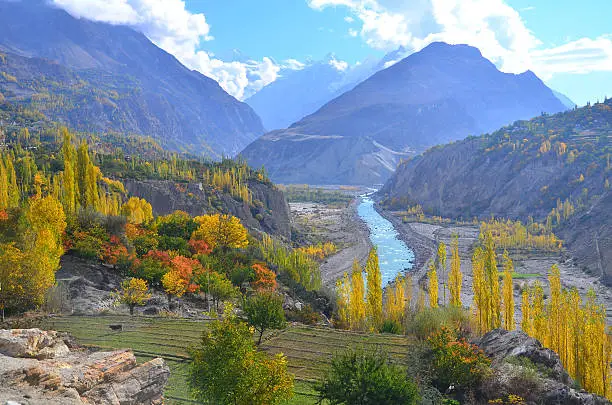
[192,214,248,250]
[114,278,152,315]
[121,197,153,225]
[162,270,189,307]
[501,250,515,330]
[483,232,501,330]
[0,243,25,321]
[472,247,486,333]
[427,260,438,308]
[547,264,562,353]
[521,287,532,335]
[365,248,383,331]
[349,259,366,331]
[335,272,351,329]
[436,242,447,305]
[448,235,462,307]
[23,196,67,307]
[531,281,546,343]
[384,274,406,325]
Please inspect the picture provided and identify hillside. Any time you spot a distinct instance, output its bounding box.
[379,99,612,284]
[241,42,567,185]
[0,0,264,157]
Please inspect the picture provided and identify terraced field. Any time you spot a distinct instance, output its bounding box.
[39,316,414,404]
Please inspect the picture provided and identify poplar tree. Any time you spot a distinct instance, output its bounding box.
[471,247,486,333]
[365,248,383,331]
[547,264,562,353]
[483,232,501,330]
[520,287,532,335]
[448,235,462,307]
[335,272,351,329]
[436,242,447,304]
[427,261,438,308]
[501,250,515,330]
[349,259,366,331]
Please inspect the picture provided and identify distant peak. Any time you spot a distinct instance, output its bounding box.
[420,42,484,58]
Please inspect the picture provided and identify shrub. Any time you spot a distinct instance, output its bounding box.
[284,304,319,325]
[428,327,491,393]
[380,319,403,334]
[132,234,159,256]
[158,235,190,256]
[315,348,420,405]
[407,306,471,340]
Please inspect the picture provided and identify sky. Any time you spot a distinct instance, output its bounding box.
[50,0,612,106]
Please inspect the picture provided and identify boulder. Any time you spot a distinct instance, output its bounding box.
[0,329,169,405]
[477,329,609,405]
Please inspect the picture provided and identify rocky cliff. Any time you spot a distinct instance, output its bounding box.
[379,99,612,285]
[123,179,291,240]
[0,328,169,405]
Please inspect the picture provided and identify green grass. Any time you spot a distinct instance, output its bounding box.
[38,315,414,404]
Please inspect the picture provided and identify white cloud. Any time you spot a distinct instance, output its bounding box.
[329,56,349,71]
[306,0,612,79]
[282,59,307,70]
[344,16,354,23]
[49,0,282,100]
[348,28,358,37]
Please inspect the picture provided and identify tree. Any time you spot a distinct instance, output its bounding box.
[208,271,237,311]
[448,234,462,307]
[483,232,501,330]
[436,242,447,304]
[251,263,277,291]
[192,214,248,250]
[114,278,151,315]
[427,260,438,308]
[501,250,515,330]
[336,272,351,328]
[189,309,294,405]
[162,270,188,307]
[349,259,366,331]
[315,348,419,405]
[365,248,383,331]
[472,247,486,333]
[244,291,286,345]
[0,243,25,321]
[121,197,153,225]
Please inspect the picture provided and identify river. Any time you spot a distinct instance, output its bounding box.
[357,194,415,286]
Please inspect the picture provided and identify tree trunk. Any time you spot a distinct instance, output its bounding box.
[1,307,4,323]
[129,305,134,316]
[167,294,172,310]
[258,329,264,345]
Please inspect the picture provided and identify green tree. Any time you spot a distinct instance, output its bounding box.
[244,292,286,345]
[315,348,420,405]
[189,310,294,405]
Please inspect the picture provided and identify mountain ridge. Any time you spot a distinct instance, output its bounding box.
[241,42,567,185]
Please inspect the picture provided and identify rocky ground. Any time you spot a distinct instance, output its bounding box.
[0,328,169,404]
[379,209,612,324]
[290,201,372,286]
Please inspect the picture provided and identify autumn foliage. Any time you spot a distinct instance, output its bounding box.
[252,263,277,291]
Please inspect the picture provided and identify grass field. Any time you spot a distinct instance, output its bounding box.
[39,315,414,404]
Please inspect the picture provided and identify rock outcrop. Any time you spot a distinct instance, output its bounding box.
[0,329,169,405]
[478,329,608,405]
[123,179,291,240]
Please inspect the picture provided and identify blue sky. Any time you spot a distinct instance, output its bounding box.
[52,0,612,105]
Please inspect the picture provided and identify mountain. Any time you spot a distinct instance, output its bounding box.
[241,42,568,185]
[0,0,264,157]
[553,90,576,109]
[245,56,346,131]
[378,98,612,284]
[246,49,410,132]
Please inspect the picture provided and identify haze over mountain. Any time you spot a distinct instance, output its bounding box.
[245,48,411,131]
[0,0,264,157]
[241,42,568,185]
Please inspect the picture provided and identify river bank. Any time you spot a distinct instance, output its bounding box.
[289,200,372,286]
[376,206,612,323]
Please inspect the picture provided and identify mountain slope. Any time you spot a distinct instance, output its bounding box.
[241,42,567,185]
[0,0,264,157]
[379,99,612,284]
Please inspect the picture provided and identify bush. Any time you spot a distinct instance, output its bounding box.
[315,348,420,405]
[285,304,319,325]
[132,234,159,256]
[72,232,105,259]
[380,319,403,334]
[407,306,471,340]
[428,327,491,394]
[158,235,190,256]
